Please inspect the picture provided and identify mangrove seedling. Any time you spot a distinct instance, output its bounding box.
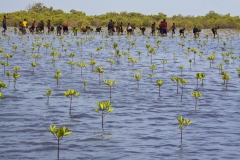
[49,125,72,159]
[156,80,163,97]
[137,51,142,59]
[0,62,8,74]
[104,80,117,101]
[179,78,188,102]
[31,62,37,73]
[195,73,205,88]
[160,60,168,70]
[77,62,87,76]
[83,81,88,91]
[148,47,156,64]
[217,63,223,74]
[189,59,192,69]
[149,73,154,81]
[68,53,75,61]
[64,89,79,115]
[221,71,230,89]
[133,74,142,88]
[4,53,14,64]
[94,66,104,84]
[54,70,61,86]
[107,59,115,71]
[180,66,184,75]
[94,100,114,131]
[32,54,41,63]
[0,81,8,92]
[231,56,237,63]
[177,116,192,144]
[0,92,2,98]
[13,66,20,73]
[89,58,97,71]
[150,64,157,74]
[46,89,52,104]
[171,76,181,94]
[191,91,202,110]
[13,72,20,89]
[129,58,139,70]
[68,61,75,73]
[6,71,11,84]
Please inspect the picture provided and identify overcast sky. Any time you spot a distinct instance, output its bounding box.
[0,0,239,17]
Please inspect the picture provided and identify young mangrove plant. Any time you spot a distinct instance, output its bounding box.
[94,100,114,131]
[104,80,117,101]
[13,66,20,74]
[133,74,142,88]
[68,53,75,61]
[64,89,79,115]
[150,64,157,74]
[221,71,230,89]
[31,62,37,73]
[160,60,168,70]
[195,73,205,88]
[0,81,8,93]
[4,53,14,64]
[49,125,72,159]
[83,81,88,91]
[177,116,192,144]
[0,62,8,74]
[179,78,188,102]
[137,51,142,59]
[13,72,20,89]
[156,80,163,97]
[180,66,184,75]
[77,62,87,76]
[107,59,115,71]
[54,70,61,86]
[94,66,104,84]
[171,76,181,94]
[46,89,52,104]
[89,58,97,71]
[6,71,11,84]
[217,62,223,74]
[191,91,202,110]
[129,58,139,70]
[148,47,156,64]
[32,54,41,63]
[206,53,216,68]
[68,61,75,73]
[189,59,192,69]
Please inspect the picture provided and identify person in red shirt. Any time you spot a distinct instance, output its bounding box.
[161,19,167,35]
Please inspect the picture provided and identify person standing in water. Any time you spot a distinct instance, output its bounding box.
[150,22,156,36]
[47,20,51,34]
[170,23,176,36]
[212,26,219,38]
[2,15,11,35]
[161,19,167,36]
[179,28,185,36]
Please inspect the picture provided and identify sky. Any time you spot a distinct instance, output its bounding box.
[0,0,239,17]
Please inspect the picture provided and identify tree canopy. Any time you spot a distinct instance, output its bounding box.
[1,3,240,29]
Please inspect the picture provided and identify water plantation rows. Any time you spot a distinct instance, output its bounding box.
[0,28,240,160]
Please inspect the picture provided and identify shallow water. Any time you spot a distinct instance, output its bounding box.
[0,29,240,160]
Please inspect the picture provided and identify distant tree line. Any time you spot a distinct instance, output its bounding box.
[1,2,240,29]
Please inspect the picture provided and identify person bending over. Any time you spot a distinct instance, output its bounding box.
[179,28,185,36]
[212,26,219,38]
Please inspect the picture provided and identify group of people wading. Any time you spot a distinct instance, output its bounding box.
[2,15,220,38]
